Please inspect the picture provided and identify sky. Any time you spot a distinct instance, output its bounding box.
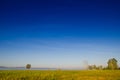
[0,0,120,69]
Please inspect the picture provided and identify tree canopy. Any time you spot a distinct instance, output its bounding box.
[26,64,31,69]
[107,58,118,70]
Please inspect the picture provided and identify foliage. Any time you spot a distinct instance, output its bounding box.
[107,58,118,70]
[26,64,31,69]
[88,65,103,70]
[88,58,119,70]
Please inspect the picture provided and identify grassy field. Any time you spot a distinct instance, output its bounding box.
[0,70,120,80]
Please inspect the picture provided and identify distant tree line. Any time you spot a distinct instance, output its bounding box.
[25,58,120,70]
[88,58,120,70]
[88,65,103,70]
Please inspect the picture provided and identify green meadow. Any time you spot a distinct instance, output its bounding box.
[0,70,120,80]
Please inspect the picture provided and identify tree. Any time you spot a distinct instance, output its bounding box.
[26,64,31,69]
[93,65,97,69]
[88,65,97,70]
[107,58,118,70]
[97,65,103,70]
[88,65,93,70]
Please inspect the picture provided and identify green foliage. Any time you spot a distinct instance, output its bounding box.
[107,58,118,70]
[0,70,120,80]
[88,65,103,70]
[26,64,31,69]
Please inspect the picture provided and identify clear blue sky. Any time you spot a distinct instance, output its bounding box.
[0,0,120,68]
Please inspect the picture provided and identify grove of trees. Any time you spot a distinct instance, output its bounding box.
[88,58,119,70]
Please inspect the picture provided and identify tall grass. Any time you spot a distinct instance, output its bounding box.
[0,70,120,80]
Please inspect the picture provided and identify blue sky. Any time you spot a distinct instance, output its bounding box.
[0,0,120,68]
